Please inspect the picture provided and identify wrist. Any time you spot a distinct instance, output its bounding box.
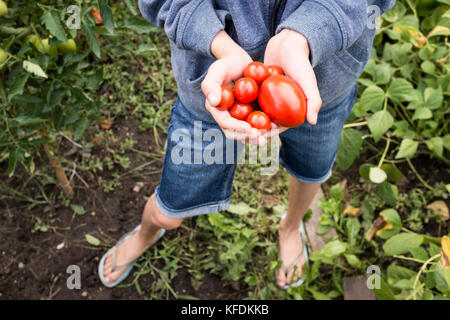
[278,28,310,57]
[211,30,251,62]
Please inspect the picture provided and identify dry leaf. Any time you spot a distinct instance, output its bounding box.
[426,200,449,221]
[343,205,362,217]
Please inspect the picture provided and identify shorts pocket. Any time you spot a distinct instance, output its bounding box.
[334,49,364,76]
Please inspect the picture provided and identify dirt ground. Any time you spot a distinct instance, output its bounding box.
[0,117,243,300]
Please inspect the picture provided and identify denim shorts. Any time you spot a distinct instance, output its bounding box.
[155,84,358,219]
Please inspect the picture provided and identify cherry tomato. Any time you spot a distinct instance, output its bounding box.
[101,119,111,130]
[229,102,253,121]
[216,86,235,111]
[244,62,270,85]
[92,137,100,143]
[246,111,271,130]
[258,75,307,127]
[267,65,284,76]
[234,77,259,103]
[92,9,104,26]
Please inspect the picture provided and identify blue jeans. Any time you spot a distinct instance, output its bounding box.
[155,84,358,219]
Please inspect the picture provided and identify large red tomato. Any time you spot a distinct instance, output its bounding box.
[234,77,259,103]
[246,111,271,130]
[244,62,270,85]
[258,75,307,127]
[229,102,253,121]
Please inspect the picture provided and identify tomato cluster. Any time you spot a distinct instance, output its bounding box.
[216,62,307,131]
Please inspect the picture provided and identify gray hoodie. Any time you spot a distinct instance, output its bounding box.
[138,0,395,122]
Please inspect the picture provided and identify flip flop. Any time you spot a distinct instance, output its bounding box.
[98,225,165,288]
[276,213,309,290]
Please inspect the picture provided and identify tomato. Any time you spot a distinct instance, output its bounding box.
[246,111,271,130]
[34,38,58,56]
[58,39,77,54]
[0,49,8,65]
[92,137,100,144]
[234,77,259,103]
[244,62,270,85]
[267,65,284,76]
[92,9,104,26]
[216,86,235,111]
[229,102,253,121]
[0,1,8,16]
[101,119,112,130]
[258,75,307,127]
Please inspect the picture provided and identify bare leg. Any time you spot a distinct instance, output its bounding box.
[103,194,183,283]
[277,176,320,287]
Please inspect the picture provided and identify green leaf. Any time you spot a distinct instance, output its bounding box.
[376,182,398,206]
[359,86,386,112]
[74,118,89,141]
[443,134,450,150]
[368,110,394,141]
[336,128,363,170]
[424,87,443,110]
[23,61,48,78]
[8,73,30,102]
[395,138,418,159]
[71,204,86,215]
[426,137,444,157]
[409,247,429,261]
[371,277,396,300]
[374,63,392,85]
[124,0,138,15]
[8,148,18,177]
[99,0,115,34]
[344,254,361,269]
[41,11,67,42]
[82,20,101,58]
[412,107,432,120]
[369,167,387,184]
[359,163,375,180]
[388,78,418,103]
[227,202,256,215]
[383,233,424,256]
[421,60,436,75]
[85,234,101,246]
[380,164,404,182]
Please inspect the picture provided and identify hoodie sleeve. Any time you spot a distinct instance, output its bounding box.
[276,0,395,67]
[138,0,224,57]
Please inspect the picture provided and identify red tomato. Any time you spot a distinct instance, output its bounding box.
[229,102,253,121]
[244,62,270,85]
[216,86,235,111]
[258,75,307,127]
[101,119,111,130]
[92,137,100,143]
[92,9,104,26]
[267,65,284,76]
[234,77,259,103]
[246,111,271,130]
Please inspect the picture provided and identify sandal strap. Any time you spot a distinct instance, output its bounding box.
[110,226,141,272]
[281,246,305,275]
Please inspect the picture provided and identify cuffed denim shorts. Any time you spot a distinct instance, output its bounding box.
[155,84,358,219]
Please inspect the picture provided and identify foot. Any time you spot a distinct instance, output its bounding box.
[102,228,161,284]
[276,219,306,288]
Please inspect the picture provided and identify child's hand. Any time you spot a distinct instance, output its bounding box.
[264,29,322,125]
[202,31,266,145]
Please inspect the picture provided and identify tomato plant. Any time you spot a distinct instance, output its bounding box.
[258,75,307,127]
[216,85,235,110]
[229,102,253,121]
[246,111,271,130]
[243,61,270,85]
[234,77,259,103]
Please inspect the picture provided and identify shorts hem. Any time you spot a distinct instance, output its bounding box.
[279,155,335,184]
[155,186,231,219]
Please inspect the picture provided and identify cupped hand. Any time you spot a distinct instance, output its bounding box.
[202,53,267,145]
[264,29,322,125]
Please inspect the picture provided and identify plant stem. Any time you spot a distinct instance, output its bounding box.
[343,121,368,129]
[406,158,433,190]
[378,135,390,167]
[411,254,440,300]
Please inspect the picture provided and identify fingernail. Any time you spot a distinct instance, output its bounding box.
[208,93,218,105]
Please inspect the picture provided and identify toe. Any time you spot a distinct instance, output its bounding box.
[277,269,287,288]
